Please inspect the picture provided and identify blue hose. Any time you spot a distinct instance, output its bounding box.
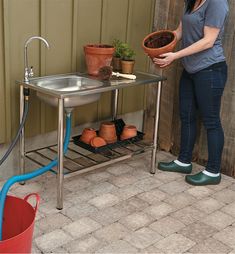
[0,113,71,240]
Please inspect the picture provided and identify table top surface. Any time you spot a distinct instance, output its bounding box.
[16,71,166,99]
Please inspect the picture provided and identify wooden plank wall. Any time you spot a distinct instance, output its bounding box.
[0,0,155,143]
[148,0,235,176]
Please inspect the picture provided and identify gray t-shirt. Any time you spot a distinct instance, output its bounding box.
[181,0,229,73]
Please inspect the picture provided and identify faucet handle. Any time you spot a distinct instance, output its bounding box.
[29,66,34,78]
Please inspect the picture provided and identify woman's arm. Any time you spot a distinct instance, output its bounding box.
[173,22,182,42]
[153,26,220,68]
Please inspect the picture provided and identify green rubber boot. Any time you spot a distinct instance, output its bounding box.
[158,161,192,174]
[185,171,221,186]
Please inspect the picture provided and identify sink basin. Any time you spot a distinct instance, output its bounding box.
[32,75,103,108]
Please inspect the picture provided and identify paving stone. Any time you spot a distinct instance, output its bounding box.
[64,177,92,192]
[119,212,154,231]
[39,187,72,203]
[90,206,129,226]
[13,182,43,197]
[31,244,42,253]
[133,177,163,191]
[179,222,218,243]
[207,178,233,191]
[153,233,196,253]
[158,180,190,195]
[33,225,44,238]
[222,202,235,218]
[106,163,133,176]
[165,192,197,209]
[37,213,72,233]
[213,225,235,249]
[187,186,213,199]
[142,245,163,254]
[144,202,175,220]
[188,237,232,253]
[38,199,73,215]
[114,197,150,214]
[94,222,130,243]
[154,171,183,183]
[64,235,105,253]
[35,229,72,252]
[228,183,235,191]
[129,168,153,181]
[149,216,185,237]
[171,206,206,225]
[109,173,140,187]
[64,189,96,205]
[212,189,235,204]
[138,188,168,204]
[84,171,112,183]
[88,193,120,209]
[193,197,225,214]
[61,202,98,221]
[124,227,163,249]
[113,185,143,201]
[87,181,118,195]
[48,246,67,253]
[126,159,150,172]
[95,240,138,253]
[63,217,102,239]
[202,211,235,230]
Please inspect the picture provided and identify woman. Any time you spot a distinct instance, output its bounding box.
[154,0,229,185]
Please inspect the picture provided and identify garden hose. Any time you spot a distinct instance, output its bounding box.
[0,113,72,240]
[0,89,30,166]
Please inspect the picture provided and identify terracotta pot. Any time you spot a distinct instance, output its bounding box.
[84,44,115,76]
[80,128,97,144]
[99,122,117,144]
[142,30,177,59]
[120,125,137,140]
[112,57,122,72]
[90,136,107,148]
[121,60,135,74]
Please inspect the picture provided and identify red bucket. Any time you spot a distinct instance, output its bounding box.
[0,193,40,253]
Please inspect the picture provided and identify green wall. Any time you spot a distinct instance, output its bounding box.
[0,0,155,144]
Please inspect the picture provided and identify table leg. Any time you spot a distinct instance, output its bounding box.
[57,98,64,209]
[150,81,162,174]
[19,85,25,184]
[112,89,119,121]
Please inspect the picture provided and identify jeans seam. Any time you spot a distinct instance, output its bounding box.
[186,99,193,163]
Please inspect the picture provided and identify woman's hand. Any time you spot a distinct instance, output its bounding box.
[153,52,178,68]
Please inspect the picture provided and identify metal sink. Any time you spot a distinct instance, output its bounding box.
[31,75,103,108]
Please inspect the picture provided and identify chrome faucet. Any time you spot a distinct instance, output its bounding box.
[24,36,50,83]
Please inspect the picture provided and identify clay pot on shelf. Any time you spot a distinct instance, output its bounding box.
[99,122,117,144]
[121,60,135,74]
[112,56,122,72]
[120,125,137,140]
[84,44,115,76]
[79,128,97,144]
[90,136,107,148]
[142,30,177,60]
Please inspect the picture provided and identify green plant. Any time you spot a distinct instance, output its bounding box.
[112,39,125,58]
[121,43,135,61]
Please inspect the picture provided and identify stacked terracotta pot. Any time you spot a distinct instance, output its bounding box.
[80,122,138,148]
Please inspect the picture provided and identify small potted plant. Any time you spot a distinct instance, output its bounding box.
[112,39,124,71]
[121,43,135,74]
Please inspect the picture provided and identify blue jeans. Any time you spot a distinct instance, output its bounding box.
[178,62,228,173]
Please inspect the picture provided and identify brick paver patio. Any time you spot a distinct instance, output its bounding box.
[7,151,235,253]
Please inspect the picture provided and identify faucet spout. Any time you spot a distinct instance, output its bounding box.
[24,36,50,83]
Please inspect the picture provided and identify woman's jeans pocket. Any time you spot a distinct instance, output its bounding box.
[198,65,228,89]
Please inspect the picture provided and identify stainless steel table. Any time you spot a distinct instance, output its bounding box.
[17,71,166,209]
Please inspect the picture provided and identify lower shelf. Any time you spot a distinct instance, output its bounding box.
[25,140,153,178]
